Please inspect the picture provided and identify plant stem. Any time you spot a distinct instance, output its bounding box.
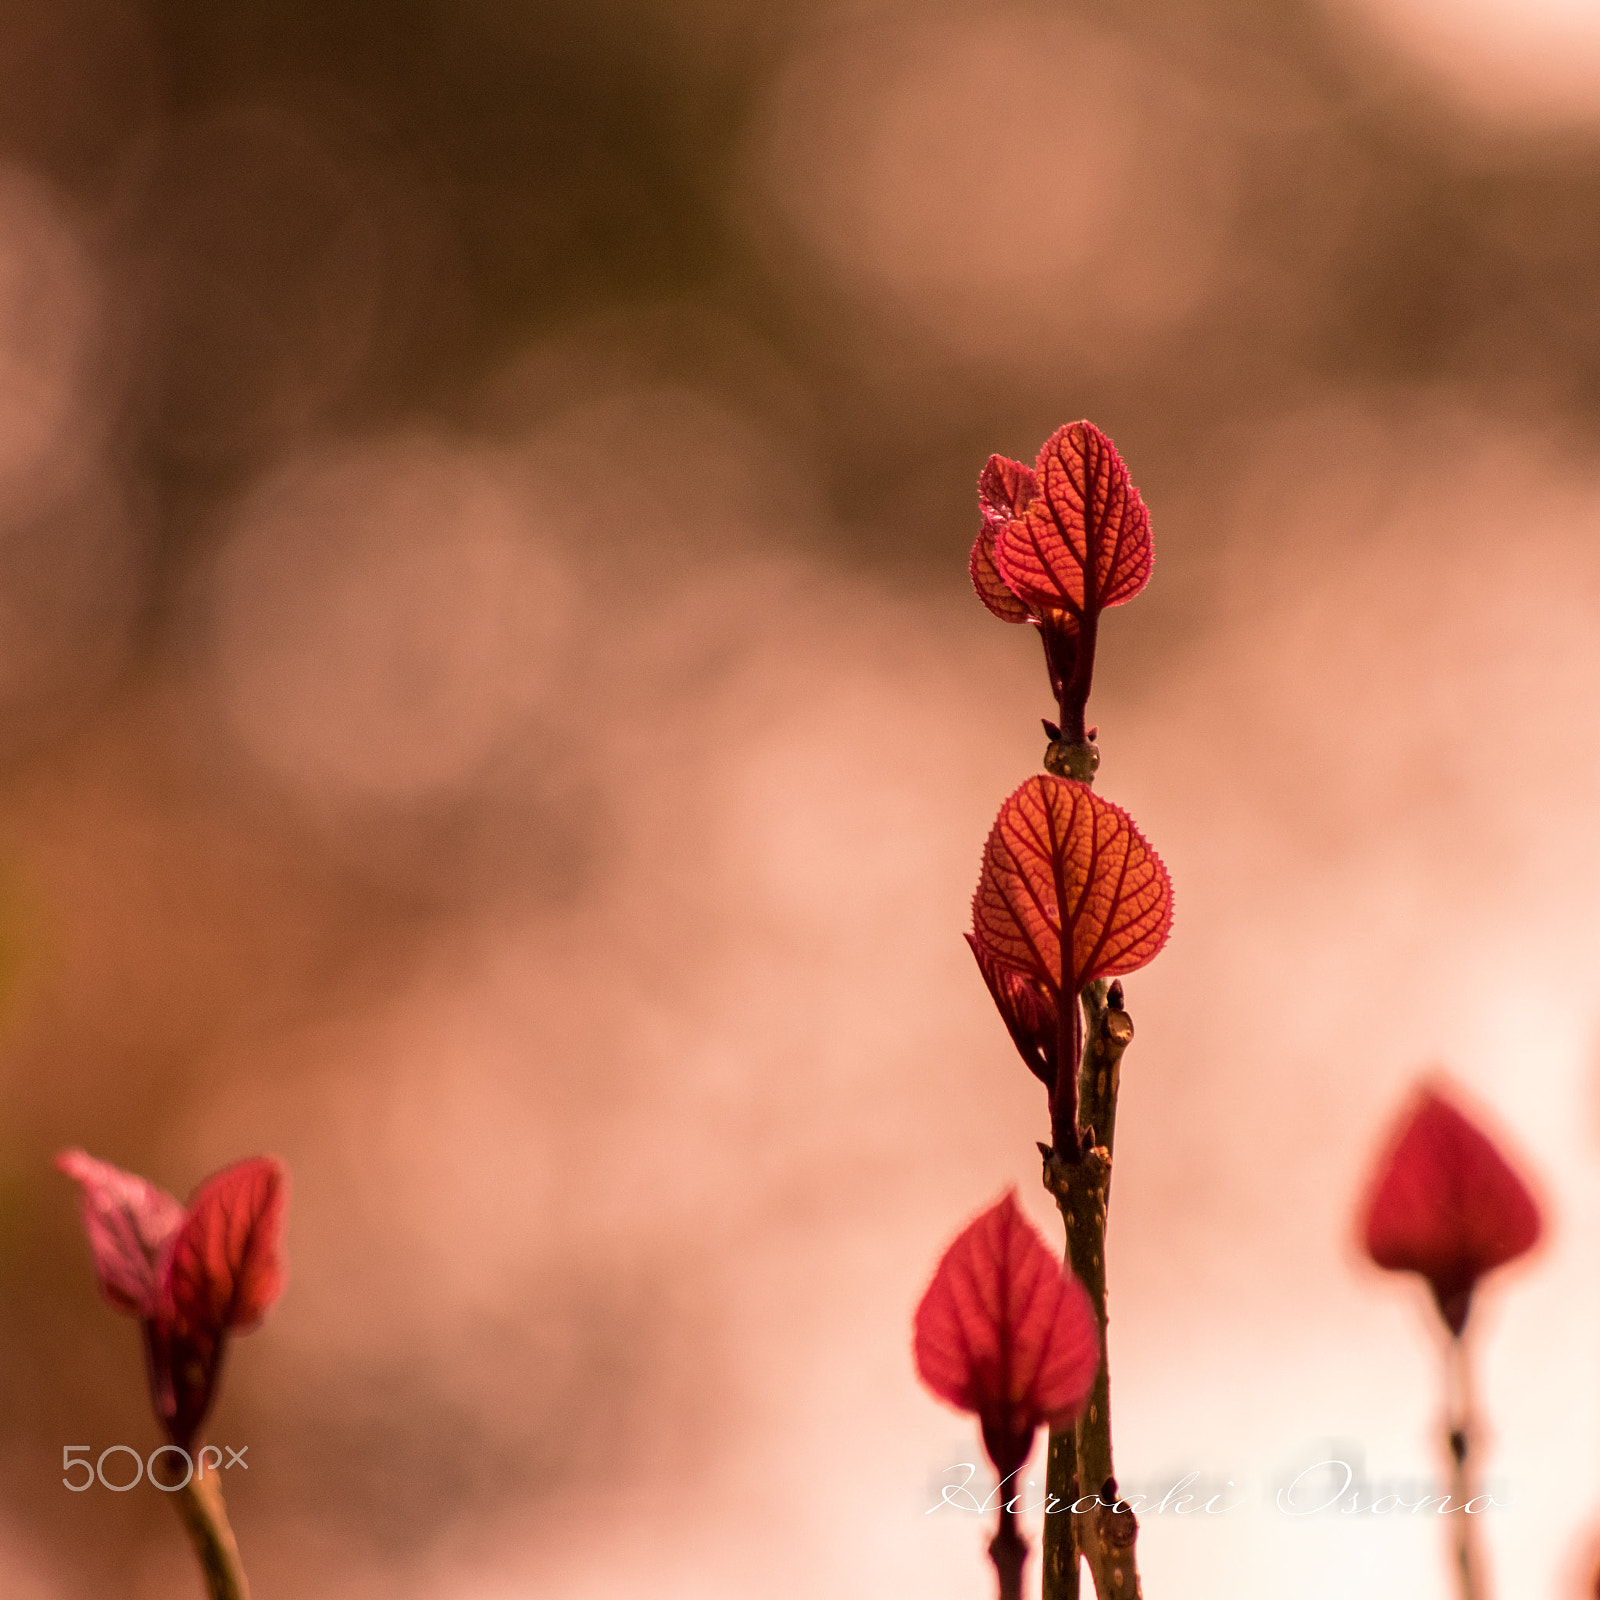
[1445,1333,1485,1600]
[1040,1430,1080,1600]
[1058,606,1100,748]
[1041,981,1142,1600]
[989,1504,1028,1600]
[1053,966,1085,1158]
[1078,981,1130,1162]
[171,1466,251,1600]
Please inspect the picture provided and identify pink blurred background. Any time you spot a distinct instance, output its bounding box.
[1,0,1600,1594]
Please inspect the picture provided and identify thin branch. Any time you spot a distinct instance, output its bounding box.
[1040,1432,1080,1600]
[990,1504,1028,1600]
[1445,1332,1486,1600]
[170,1466,251,1600]
[1041,981,1142,1600]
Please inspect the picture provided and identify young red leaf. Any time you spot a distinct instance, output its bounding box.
[59,1149,292,1451]
[969,455,1038,624]
[971,775,1173,1002]
[914,1191,1099,1479]
[965,932,1057,1088]
[167,1157,290,1336]
[979,455,1037,533]
[970,528,1034,625]
[1360,1085,1542,1336]
[55,1149,185,1318]
[994,422,1152,622]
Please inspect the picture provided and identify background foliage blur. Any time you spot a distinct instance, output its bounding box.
[4,0,1600,1594]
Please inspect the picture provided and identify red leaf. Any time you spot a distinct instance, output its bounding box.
[55,1149,185,1318]
[167,1157,290,1336]
[1361,1085,1542,1335]
[965,932,1057,1088]
[994,422,1152,622]
[970,528,1034,625]
[914,1192,1099,1478]
[979,454,1037,533]
[970,455,1038,624]
[971,775,1172,1000]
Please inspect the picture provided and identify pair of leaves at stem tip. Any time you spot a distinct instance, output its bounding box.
[970,421,1153,630]
[57,1149,290,1449]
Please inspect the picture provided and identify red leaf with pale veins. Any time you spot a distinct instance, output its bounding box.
[167,1157,290,1336]
[971,775,1172,1000]
[55,1149,185,1318]
[1361,1085,1542,1335]
[994,422,1151,621]
[970,455,1038,624]
[914,1192,1099,1477]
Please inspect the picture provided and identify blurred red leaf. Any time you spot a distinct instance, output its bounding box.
[971,775,1172,1001]
[914,1192,1099,1478]
[970,455,1038,624]
[58,1148,291,1449]
[1361,1085,1542,1335]
[55,1149,185,1318]
[168,1156,290,1335]
[994,422,1151,622]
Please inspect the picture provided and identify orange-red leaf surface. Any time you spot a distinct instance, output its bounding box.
[167,1157,290,1336]
[970,455,1037,623]
[1361,1085,1541,1335]
[55,1149,185,1318]
[970,527,1033,624]
[994,422,1151,621]
[914,1192,1098,1478]
[971,775,1172,999]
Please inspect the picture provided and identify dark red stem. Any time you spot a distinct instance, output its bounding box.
[1445,1332,1485,1600]
[989,1504,1028,1600]
[1058,605,1099,747]
[1052,987,1084,1158]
